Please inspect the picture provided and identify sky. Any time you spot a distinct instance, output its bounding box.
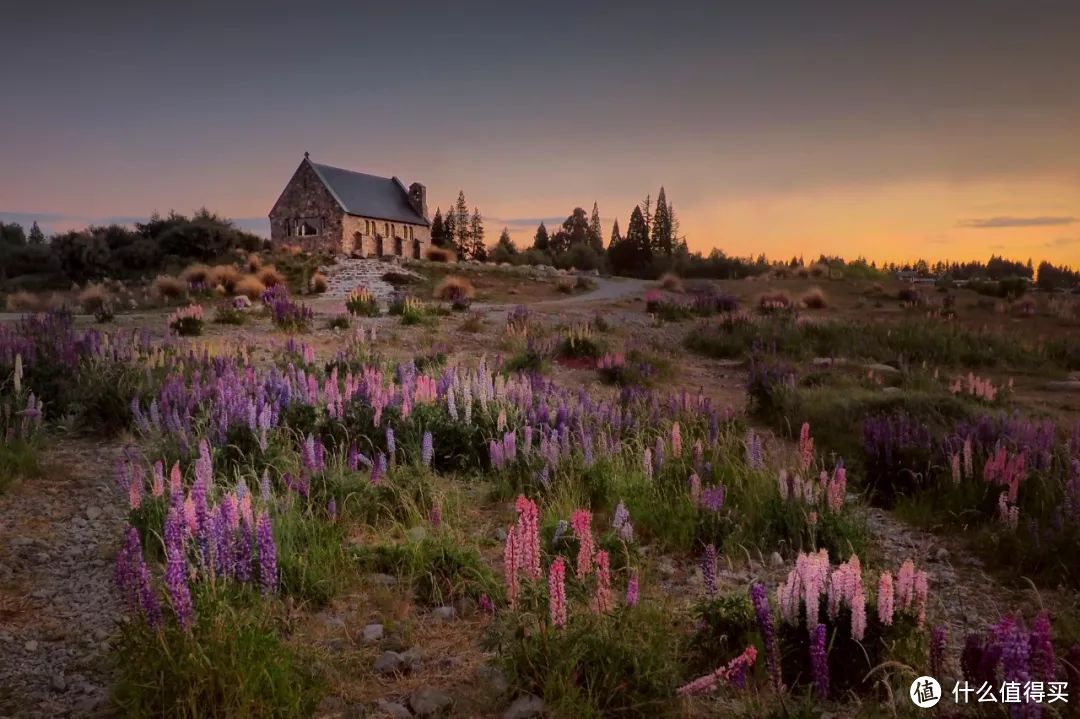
[2,0,1079,266]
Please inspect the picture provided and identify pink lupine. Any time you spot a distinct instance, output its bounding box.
[896,559,915,609]
[514,495,542,581]
[777,469,789,500]
[677,646,758,696]
[128,475,142,510]
[503,529,520,609]
[689,473,701,503]
[548,555,567,628]
[913,569,928,627]
[169,461,182,498]
[826,465,846,512]
[593,550,613,614]
[951,453,961,484]
[151,460,165,497]
[798,422,814,470]
[877,572,894,626]
[962,437,973,478]
[570,509,594,578]
[671,422,682,455]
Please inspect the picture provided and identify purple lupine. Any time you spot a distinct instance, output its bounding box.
[163,508,194,630]
[701,544,717,597]
[700,485,726,512]
[745,429,765,470]
[421,431,433,467]
[996,616,1032,717]
[479,594,495,614]
[327,499,337,522]
[810,623,829,699]
[234,518,253,583]
[930,625,948,678]
[255,512,278,595]
[370,453,387,486]
[625,573,640,607]
[750,582,781,690]
[386,426,396,464]
[1029,612,1056,682]
[259,469,272,503]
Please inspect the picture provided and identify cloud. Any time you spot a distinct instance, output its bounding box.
[1045,236,1079,247]
[486,215,566,230]
[958,216,1076,229]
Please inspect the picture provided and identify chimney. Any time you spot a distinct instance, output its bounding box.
[408,182,428,220]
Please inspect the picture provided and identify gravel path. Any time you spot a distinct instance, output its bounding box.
[0,440,126,718]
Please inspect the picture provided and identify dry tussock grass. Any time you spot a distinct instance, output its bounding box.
[310,272,328,294]
[152,275,186,300]
[180,263,212,284]
[425,247,456,263]
[5,291,42,312]
[257,265,286,287]
[208,265,241,294]
[246,253,263,273]
[800,286,828,309]
[77,284,110,313]
[235,275,267,300]
[433,275,475,300]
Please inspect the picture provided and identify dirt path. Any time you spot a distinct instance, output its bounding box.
[0,439,127,718]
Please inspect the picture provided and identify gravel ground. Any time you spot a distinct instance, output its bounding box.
[0,439,126,718]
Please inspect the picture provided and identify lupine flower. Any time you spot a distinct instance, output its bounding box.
[259,469,272,503]
[420,431,434,467]
[151,461,164,497]
[514,495,542,580]
[688,473,701,503]
[930,625,948,678]
[370,453,386,486]
[700,485,726,512]
[255,511,278,595]
[625,572,640,607]
[951,453,962,484]
[1029,611,1056,682]
[799,422,814,470]
[428,500,442,528]
[503,529,520,609]
[701,544,718,597]
[643,447,653,481]
[163,508,193,630]
[385,426,396,464]
[810,624,829,698]
[671,422,682,455]
[571,509,594,578]
[479,594,494,614]
[877,572,894,626]
[327,499,337,522]
[548,555,567,628]
[745,430,764,470]
[677,646,758,696]
[593,550,613,614]
[750,583,781,690]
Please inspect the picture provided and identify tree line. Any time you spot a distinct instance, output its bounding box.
[429,191,487,261]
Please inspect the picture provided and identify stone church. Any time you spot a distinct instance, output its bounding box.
[269,153,431,257]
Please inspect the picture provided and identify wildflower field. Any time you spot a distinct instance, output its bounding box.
[0,265,1078,718]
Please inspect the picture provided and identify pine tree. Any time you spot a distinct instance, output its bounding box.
[496,227,515,253]
[588,202,603,252]
[443,206,456,249]
[668,201,685,251]
[650,187,672,256]
[468,208,486,261]
[533,222,550,252]
[641,194,653,235]
[453,191,470,256]
[28,221,45,246]
[607,206,651,274]
[430,208,446,247]
[608,219,622,249]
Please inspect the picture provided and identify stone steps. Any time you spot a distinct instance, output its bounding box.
[321,258,422,302]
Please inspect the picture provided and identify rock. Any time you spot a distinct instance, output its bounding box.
[865,363,901,375]
[882,386,902,394]
[24,639,39,652]
[319,612,346,631]
[503,694,546,719]
[375,699,413,719]
[51,674,67,692]
[769,551,785,568]
[361,623,384,644]
[85,506,102,520]
[476,665,510,697]
[493,527,508,542]
[374,650,407,675]
[409,687,453,717]
[431,606,456,621]
[368,573,398,587]
[406,526,427,543]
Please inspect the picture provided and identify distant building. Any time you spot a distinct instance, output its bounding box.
[269,153,430,257]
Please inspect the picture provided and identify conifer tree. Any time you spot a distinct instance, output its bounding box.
[453,191,470,256]
[496,227,515,252]
[533,222,550,252]
[588,202,603,252]
[468,208,486,261]
[28,221,45,246]
[650,187,672,256]
[430,208,446,247]
[608,219,621,249]
[443,205,456,249]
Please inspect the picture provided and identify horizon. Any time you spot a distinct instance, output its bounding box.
[3,2,1079,266]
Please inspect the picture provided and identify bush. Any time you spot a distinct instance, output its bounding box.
[269,296,314,332]
[234,275,266,300]
[167,305,205,336]
[180,263,212,285]
[658,272,684,292]
[4,290,43,312]
[77,283,110,313]
[353,539,498,606]
[152,275,186,301]
[258,265,286,287]
[557,325,602,360]
[425,247,456,263]
[758,292,794,314]
[381,270,416,286]
[213,303,247,325]
[309,272,328,294]
[345,286,379,317]
[433,275,475,303]
[801,287,827,309]
[207,264,241,294]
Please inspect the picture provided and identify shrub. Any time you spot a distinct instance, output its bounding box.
[94,301,116,324]
[77,283,110,313]
[382,270,416,286]
[309,272,328,294]
[246,253,262,273]
[269,295,314,332]
[234,275,266,300]
[180,263,212,285]
[557,325,602,360]
[758,292,794,314]
[152,275,186,301]
[4,291,41,312]
[425,247,456,263]
[353,539,498,606]
[801,286,828,309]
[459,313,485,333]
[258,265,286,287]
[213,303,247,325]
[504,339,549,374]
[658,272,684,292]
[898,287,925,306]
[207,264,241,294]
[167,305,204,336]
[345,286,379,316]
[433,275,476,304]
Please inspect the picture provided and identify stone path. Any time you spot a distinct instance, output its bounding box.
[0,440,126,718]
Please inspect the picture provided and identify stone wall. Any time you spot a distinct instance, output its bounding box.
[341,214,431,259]
[268,160,343,253]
